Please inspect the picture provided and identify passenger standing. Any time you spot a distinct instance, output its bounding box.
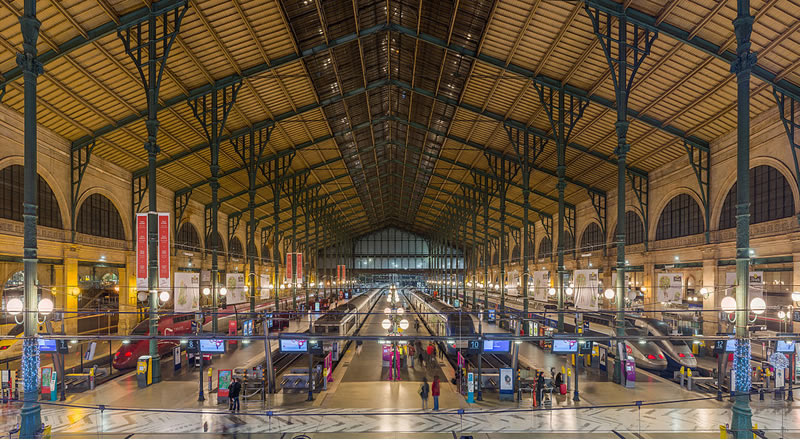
[432,375,441,410]
[419,377,430,410]
[535,372,545,407]
[426,343,434,367]
[409,344,415,368]
[356,340,363,356]
[229,378,241,413]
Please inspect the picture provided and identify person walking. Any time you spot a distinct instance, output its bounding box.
[229,378,242,413]
[409,344,416,368]
[535,372,545,408]
[426,343,434,368]
[419,377,430,410]
[432,375,441,411]
[356,339,363,356]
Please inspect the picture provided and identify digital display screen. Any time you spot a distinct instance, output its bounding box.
[199,339,226,353]
[38,339,57,353]
[242,320,254,337]
[487,310,496,321]
[777,340,796,353]
[724,339,737,352]
[280,339,308,352]
[483,340,510,353]
[552,339,579,354]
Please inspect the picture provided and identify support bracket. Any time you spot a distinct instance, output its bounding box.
[682,140,711,242]
[773,88,800,226]
[588,189,607,256]
[132,174,148,214]
[227,213,242,249]
[627,172,650,250]
[71,140,96,241]
[173,189,192,236]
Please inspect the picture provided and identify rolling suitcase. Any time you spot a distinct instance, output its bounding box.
[559,383,567,395]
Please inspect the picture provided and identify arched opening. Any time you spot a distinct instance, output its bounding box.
[229,237,244,259]
[205,231,225,257]
[559,231,575,254]
[511,244,520,263]
[175,222,202,253]
[579,222,604,253]
[0,165,63,229]
[76,193,125,240]
[655,194,703,241]
[537,236,552,260]
[261,245,271,264]
[719,165,795,229]
[611,211,645,246]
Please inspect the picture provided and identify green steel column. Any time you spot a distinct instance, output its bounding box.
[19,0,43,435]
[248,144,257,316]
[499,161,507,314]
[556,90,566,333]
[731,0,755,435]
[291,204,297,311]
[273,190,280,313]
[209,100,220,336]
[522,186,530,314]
[613,15,630,386]
[472,201,478,311]
[484,191,489,310]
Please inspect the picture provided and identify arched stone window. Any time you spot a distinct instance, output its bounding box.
[511,244,520,262]
[175,223,202,253]
[579,222,604,252]
[205,231,225,256]
[611,211,645,246]
[229,237,244,259]
[537,236,552,260]
[719,165,795,229]
[655,194,703,241]
[76,194,125,240]
[0,165,62,229]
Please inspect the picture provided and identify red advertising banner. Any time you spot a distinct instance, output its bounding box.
[158,213,170,289]
[296,253,303,282]
[336,265,340,283]
[285,252,293,281]
[136,213,148,290]
[341,265,345,282]
[228,320,238,345]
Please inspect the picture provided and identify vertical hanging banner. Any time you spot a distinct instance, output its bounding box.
[226,273,247,305]
[158,213,170,290]
[574,269,599,311]
[296,253,303,283]
[533,271,550,301]
[136,213,148,290]
[285,252,293,282]
[657,273,683,303]
[341,265,345,283]
[260,274,270,299]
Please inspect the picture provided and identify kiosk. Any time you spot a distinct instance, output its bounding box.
[137,356,153,388]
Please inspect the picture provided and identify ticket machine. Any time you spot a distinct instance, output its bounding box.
[623,359,636,388]
[137,356,153,388]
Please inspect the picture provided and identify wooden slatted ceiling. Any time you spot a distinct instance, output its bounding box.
[0,0,799,238]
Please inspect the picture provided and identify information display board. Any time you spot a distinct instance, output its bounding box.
[487,309,496,322]
[482,340,510,353]
[242,319,254,337]
[199,339,226,353]
[552,339,579,354]
[777,340,796,353]
[38,339,57,353]
[280,338,308,352]
[217,370,232,398]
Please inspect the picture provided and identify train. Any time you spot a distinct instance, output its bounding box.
[312,288,383,358]
[405,289,476,355]
[112,292,326,370]
[628,316,697,370]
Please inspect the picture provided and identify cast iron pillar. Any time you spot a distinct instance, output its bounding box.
[118,1,188,382]
[18,0,43,435]
[262,154,295,312]
[586,5,655,384]
[189,82,241,334]
[232,125,274,314]
[282,172,309,311]
[731,0,756,435]
[485,157,519,315]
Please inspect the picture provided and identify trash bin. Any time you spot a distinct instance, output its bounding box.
[137,356,152,388]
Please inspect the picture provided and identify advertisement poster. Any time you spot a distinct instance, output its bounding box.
[217,370,232,398]
[174,272,200,313]
[506,270,519,296]
[199,339,225,353]
[136,213,148,290]
[285,253,293,281]
[657,273,683,303]
[533,271,550,301]
[725,272,764,300]
[259,274,270,299]
[574,269,599,311]
[499,368,513,392]
[280,339,308,352]
[158,213,170,289]
[296,253,303,282]
[225,273,246,305]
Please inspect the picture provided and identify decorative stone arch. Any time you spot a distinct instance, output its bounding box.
[607,211,646,246]
[175,221,203,252]
[578,221,604,252]
[709,157,800,229]
[76,187,131,241]
[649,187,705,243]
[537,235,553,260]
[0,156,70,228]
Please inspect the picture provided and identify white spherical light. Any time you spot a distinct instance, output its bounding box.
[604,288,615,300]
[750,297,766,315]
[37,298,54,315]
[381,319,392,330]
[720,296,737,313]
[384,307,392,315]
[203,287,211,296]
[6,298,23,315]
[565,287,574,296]
[399,319,409,330]
[548,287,556,296]
[159,291,170,303]
[219,287,228,296]
[778,311,787,319]
[397,307,405,315]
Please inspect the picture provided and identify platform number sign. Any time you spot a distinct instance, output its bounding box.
[467,340,481,354]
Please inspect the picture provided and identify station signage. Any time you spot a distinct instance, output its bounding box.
[482,340,510,353]
[135,212,171,290]
[199,339,226,353]
[551,339,579,354]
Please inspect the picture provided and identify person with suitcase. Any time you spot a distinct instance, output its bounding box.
[535,372,545,407]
